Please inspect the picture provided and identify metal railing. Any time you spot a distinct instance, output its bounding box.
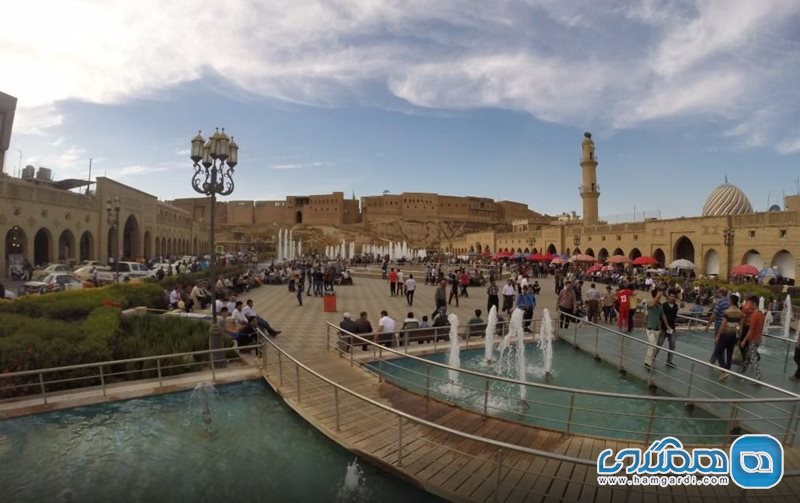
[260,328,800,501]
[323,317,800,446]
[558,312,800,445]
[0,344,259,405]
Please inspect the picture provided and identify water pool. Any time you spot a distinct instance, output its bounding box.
[370,339,730,444]
[0,380,441,502]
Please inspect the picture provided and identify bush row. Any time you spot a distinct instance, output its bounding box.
[0,282,167,321]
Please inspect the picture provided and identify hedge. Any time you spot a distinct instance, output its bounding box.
[0,282,167,320]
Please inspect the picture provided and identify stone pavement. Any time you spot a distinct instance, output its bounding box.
[243,274,563,363]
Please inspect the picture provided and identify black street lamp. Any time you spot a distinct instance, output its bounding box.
[106,196,121,283]
[723,228,735,247]
[190,128,238,324]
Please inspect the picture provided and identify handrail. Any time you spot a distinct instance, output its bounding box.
[257,329,595,466]
[0,346,244,379]
[677,313,798,344]
[327,321,800,404]
[560,312,800,399]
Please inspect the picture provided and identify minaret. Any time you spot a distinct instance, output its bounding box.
[580,132,600,226]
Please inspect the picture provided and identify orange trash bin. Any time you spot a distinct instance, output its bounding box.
[323,293,337,312]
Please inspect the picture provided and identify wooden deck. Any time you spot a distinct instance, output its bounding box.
[258,347,800,502]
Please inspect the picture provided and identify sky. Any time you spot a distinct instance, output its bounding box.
[2,0,800,220]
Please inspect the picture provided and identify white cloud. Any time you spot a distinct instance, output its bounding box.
[777,136,800,154]
[2,0,800,153]
[270,161,328,170]
[115,165,168,177]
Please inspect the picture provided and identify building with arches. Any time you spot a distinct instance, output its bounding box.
[0,175,209,276]
[446,133,800,282]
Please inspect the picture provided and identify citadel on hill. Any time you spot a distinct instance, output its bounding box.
[0,89,798,282]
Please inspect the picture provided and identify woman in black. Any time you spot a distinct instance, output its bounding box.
[486,279,499,314]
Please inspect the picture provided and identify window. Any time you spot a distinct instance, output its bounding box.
[780,229,787,238]
[748,230,756,238]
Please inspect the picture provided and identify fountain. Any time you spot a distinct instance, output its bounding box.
[187,382,218,431]
[447,313,460,384]
[537,308,554,379]
[484,306,498,363]
[335,459,371,502]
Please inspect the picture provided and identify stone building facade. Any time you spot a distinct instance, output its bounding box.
[447,134,800,282]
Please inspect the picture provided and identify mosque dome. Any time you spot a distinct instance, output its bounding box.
[701,183,754,217]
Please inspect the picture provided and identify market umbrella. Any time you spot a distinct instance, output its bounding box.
[494,250,513,259]
[570,254,597,263]
[731,264,760,277]
[607,255,630,264]
[586,264,604,273]
[551,257,568,265]
[602,265,615,272]
[632,256,659,266]
[668,259,695,270]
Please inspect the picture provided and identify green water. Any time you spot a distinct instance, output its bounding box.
[371,339,729,443]
[0,380,441,502]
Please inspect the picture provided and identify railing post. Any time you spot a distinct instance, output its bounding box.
[350,337,355,367]
[262,337,268,370]
[334,386,341,432]
[494,448,503,502]
[784,342,791,374]
[278,351,284,386]
[565,392,576,435]
[404,332,409,353]
[210,350,216,381]
[572,320,577,347]
[618,335,625,372]
[397,417,404,467]
[99,366,107,397]
[156,359,163,388]
[483,379,490,418]
[727,404,740,445]
[434,331,438,351]
[425,366,431,413]
[326,324,330,352]
[782,402,799,445]
[295,365,301,402]
[594,325,599,358]
[39,373,48,405]
[686,363,695,397]
[645,401,657,443]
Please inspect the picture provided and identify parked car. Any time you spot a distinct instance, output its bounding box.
[74,264,111,282]
[24,273,84,294]
[31,263,71,281]
[95,262,157,284]
[74,260,105,270]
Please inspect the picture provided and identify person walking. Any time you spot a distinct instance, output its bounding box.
[644,289,668,369]
[739,296,765,381]
[405,274,416,306]
[585,283,600,324]
[517,285,536,332]
[459,269,470,298]
[655,290,679,368]
[432,280,447,318]
[705,288,731,365]
[388,268,398,297]
[486,279,499,314]
[501,279,516,315]
[616,284,633,332]
[448,272,459,307]
[557,280,577,329]
[713,294,743,381]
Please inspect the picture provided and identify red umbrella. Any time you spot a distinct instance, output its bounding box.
[731,264,759,277]
[570,254,597,263]
[607,255,630,264]
[481,250,493,257]
[587,264,603,273]
[632,256,659,266]
[551,257,568,265]
[494,250,513,259]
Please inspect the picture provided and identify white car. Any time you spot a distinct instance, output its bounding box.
[24,273,84,294]
[74,264,111,282]
[96,262,157,284]
[31,263,71,281]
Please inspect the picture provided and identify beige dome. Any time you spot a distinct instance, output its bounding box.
[702,183,753,216]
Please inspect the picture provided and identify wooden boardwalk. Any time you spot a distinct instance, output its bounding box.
[248,275,800,501]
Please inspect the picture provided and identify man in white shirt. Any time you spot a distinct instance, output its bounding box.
[215,297,225,314]
[502,280,516,315]
[169,287,180,309]
[377,310,396,347]
[397,269,405,296]
[231,301,248,327]
[242,298,282,337]
[404,274,417,306]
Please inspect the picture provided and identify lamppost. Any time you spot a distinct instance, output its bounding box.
[106,196,121,283]
[189,128,238,324]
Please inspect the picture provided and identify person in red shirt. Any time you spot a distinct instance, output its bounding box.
[388,268,398,296]
[616,284,633,332]
[459,270,470,298]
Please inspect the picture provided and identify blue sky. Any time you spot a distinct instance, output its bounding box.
[3,0,800,219]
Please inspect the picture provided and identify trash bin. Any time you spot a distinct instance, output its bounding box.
[323,293,337,312]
